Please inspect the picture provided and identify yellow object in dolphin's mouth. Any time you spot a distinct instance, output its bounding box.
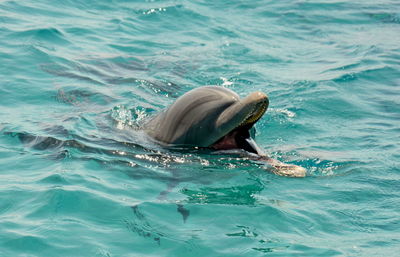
[240,99,268,127]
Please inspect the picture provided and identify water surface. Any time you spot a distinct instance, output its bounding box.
[1,0,400,256]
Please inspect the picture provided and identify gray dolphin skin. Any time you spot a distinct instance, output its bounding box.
[144,86,306,177]
[144,86,268,153]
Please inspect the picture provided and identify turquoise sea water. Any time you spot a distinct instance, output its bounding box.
[1,0,400,256]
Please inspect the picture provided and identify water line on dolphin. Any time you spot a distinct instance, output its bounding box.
[143,86,306,177]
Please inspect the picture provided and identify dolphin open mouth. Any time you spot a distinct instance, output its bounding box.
[144,85,306,177]
[211,98,268,155]
[145,86,269,151]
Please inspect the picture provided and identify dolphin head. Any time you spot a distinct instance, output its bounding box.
[145,86,269,154]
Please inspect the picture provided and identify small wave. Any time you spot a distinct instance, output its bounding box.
[332,65,397,83]
[41,63,105,86]
[56,87,114,107]
[368,12,400,24]
[14,27,71,46]
[111,105,154,129]
[270,108,296,118]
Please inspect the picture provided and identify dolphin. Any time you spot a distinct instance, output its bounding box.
[144,86,306,177]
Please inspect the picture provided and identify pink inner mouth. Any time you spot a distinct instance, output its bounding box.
[211,130,239,150]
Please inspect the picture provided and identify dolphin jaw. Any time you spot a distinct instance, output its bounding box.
[215,92,268,131]
[210,92,269,155]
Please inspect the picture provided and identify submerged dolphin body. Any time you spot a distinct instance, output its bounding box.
[144,86,306,177]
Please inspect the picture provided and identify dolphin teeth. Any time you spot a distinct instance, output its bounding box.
[240,100,268,127]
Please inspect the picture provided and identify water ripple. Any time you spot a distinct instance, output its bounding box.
[1,0,400,256]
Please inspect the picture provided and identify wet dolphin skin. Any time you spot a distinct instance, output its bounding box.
[144,86,306,177]
[144,86,268,154]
